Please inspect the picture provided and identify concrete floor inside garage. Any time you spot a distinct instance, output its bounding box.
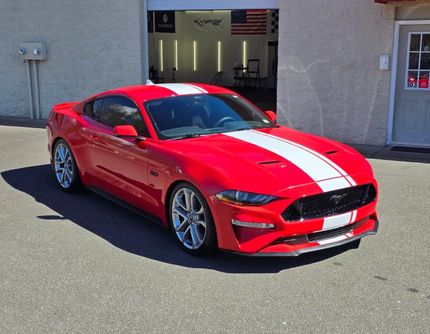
[0,123,429,333]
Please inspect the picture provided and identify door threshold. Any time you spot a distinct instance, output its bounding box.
[391,146,430,154]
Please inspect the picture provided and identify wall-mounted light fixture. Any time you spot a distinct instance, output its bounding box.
[174,40,178,71]
[159,40,164,72]
[217,41,222,72]
[193,40,197,71]
[242,40,247,69]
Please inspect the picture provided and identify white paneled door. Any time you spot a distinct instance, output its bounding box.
[393,24,430,147]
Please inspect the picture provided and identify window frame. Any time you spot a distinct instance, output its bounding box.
[404,31,430,91]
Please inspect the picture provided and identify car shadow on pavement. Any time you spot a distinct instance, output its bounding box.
[1,164,358,274]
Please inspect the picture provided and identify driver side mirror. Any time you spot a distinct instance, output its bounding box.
[264,110,277,123]
[113,125,138,137]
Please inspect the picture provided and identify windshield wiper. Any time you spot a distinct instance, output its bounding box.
[221,127,256,133]
[171,133,207,140]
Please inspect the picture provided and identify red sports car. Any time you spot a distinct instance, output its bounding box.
[46,83,378,256]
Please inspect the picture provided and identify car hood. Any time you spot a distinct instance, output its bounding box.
[169,127,373,196]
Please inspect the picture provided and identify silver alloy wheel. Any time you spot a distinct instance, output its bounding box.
[54,142,73,189]
[171,187,207,250]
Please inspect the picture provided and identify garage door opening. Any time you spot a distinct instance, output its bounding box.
[147,9,279,111]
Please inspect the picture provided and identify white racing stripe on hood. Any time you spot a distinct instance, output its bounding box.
[155,83,205,95]
[316,178,350,192]
[252,130,356,186]
[225,130,353,191]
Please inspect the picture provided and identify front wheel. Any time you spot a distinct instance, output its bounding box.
[53,139,81,192]
[169,183,217,255]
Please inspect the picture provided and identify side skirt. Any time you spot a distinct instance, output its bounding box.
[86,186,165,228]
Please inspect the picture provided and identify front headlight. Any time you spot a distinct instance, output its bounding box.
[215,190,277,206]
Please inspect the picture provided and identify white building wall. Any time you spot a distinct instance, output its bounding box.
[0,0,142,119]
[277,0,395,145]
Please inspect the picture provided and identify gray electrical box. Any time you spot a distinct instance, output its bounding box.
[19,42,47,61]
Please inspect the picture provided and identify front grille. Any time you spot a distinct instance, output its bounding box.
[282,184,376,222]
[307,223,356,242]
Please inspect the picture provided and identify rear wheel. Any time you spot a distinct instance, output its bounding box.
[169,183,217,255]
[53,139,81,192]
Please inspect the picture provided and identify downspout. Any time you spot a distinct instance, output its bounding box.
[25,60,35,119]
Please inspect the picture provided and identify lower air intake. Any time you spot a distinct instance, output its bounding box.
[307,223,356,242]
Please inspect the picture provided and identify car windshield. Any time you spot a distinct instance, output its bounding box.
[144,94,275,140]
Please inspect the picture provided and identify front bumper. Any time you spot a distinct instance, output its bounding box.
[231,219,379,257]
[209,180,379,256]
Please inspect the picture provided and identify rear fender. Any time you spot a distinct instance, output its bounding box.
[47,102,91,185]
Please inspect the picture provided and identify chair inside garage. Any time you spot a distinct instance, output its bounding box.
[246,59,260,88]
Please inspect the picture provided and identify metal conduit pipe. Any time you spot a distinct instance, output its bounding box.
[31,60,41,119]
[25,60,35,119]
[19,42,46,120]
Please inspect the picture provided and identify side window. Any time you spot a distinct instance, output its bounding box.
[83,99,102,119]
[99,96,149,136]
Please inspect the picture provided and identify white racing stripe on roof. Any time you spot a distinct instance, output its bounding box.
[155,83,204,95]
[225,130,351,190]
[187,84,208,93]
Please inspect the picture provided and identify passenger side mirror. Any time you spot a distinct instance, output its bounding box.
[264,110,277,123]
[113,125,138,138]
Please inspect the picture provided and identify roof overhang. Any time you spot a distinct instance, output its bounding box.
[148,0,279,11]
[376,0,430,4]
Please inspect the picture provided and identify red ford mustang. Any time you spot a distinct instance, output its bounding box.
[47,83,378,256]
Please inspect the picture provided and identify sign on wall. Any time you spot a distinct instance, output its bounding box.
[191,12,226,33]
[155,11,176,33]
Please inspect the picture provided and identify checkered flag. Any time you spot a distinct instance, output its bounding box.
[271,10,279,34]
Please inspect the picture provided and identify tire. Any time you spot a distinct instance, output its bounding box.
[52,139,82,192]
[168,182,217,255]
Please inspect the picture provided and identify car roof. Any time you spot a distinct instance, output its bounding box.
[73,83,239,114]
[92,83,237,103]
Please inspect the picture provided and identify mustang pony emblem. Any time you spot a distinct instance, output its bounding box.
[329,193,348,205]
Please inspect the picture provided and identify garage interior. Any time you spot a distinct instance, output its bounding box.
[147,9,278,112]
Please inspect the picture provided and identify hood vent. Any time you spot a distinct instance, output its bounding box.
[257,160,281,165]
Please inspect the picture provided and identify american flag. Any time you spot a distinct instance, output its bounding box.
[231,10,267,35]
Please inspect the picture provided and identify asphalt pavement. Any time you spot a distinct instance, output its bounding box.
[0,124,429,333]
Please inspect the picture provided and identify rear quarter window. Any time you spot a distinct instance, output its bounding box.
[83,99,103,120]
